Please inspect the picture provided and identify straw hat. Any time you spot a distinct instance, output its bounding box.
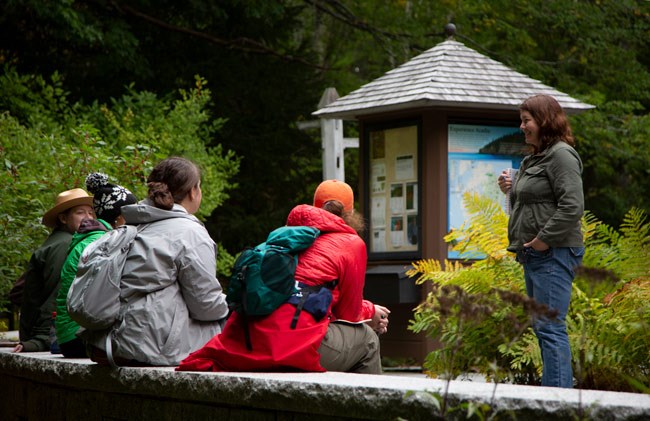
[42,188,94,228]
[313,179,354,212]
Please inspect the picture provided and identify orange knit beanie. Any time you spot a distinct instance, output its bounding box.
[313,179,354,212]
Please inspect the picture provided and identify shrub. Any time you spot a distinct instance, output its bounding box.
[0,70,240,311]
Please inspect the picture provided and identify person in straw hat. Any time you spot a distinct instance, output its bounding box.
[13,188,94,353]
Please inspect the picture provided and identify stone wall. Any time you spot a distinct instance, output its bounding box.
[1,351,649,420]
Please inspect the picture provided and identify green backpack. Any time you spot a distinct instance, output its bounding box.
[227,225,320,317]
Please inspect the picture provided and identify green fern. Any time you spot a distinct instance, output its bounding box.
[582,207,650,282]
[409,193,650,391]
[445,192,510,260]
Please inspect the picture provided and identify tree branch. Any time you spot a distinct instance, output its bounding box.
[303,0,437,54]
[109,1,331,70]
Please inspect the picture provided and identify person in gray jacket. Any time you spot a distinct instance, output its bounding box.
[498,94,584,388]
[93,157,228,366]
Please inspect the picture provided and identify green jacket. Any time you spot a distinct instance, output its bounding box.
[55,219,111,345]
[507,141,584,252]
[19,228,72,351]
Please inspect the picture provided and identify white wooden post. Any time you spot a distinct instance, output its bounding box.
[320,117,342,181]
[317,88,358,182]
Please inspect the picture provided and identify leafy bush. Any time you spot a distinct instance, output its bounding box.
[571,100,650,228]
[0,70,240,310]
[409,192,650,392]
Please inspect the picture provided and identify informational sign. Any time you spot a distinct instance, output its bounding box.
[448,123,525,259]
[368,124,419,255]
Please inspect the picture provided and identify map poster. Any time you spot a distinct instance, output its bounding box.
[448,155,512,230]
[447,124,524,259]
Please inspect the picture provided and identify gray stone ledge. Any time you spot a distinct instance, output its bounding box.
[1,350,649,420]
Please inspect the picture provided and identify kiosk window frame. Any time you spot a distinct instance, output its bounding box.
[364,119,422,261]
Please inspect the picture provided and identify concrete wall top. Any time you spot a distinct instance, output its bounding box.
[1,350,649,420]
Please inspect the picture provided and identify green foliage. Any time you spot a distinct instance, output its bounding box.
[570,207,650,391]
[580,207,650,281]
[215,243,237,292]
[571,101,650,227]
[0,67,72,131]
[86,76,240,220]
[409,192,650,392]
[0,70,239,311]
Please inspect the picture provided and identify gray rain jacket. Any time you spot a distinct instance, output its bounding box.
[108,200,228,365]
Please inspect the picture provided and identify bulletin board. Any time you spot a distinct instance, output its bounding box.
[365,122,420,259]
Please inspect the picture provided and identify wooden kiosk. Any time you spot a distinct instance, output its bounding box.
[313,28,593,364]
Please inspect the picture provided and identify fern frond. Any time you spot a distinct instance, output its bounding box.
[499,331,541,374]
[407,259,465,285]
[620,207,649,241]
[581,210,602,243]
[583,208,650,281]
[445,192,509,259]
[614,208,650,279]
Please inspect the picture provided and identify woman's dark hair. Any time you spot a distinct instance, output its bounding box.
[147,157,200,210]
[322,200,366,236]
[520,94,575,153]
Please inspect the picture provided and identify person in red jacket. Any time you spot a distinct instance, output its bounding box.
[177,180,390,374]
[293,180,390,373]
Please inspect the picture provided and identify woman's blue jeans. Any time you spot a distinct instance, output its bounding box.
[517,246,584,388]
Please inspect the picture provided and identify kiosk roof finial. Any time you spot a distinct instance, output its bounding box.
[444,23,456,39]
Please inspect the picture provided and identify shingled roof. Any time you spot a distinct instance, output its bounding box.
[313,39,594,120]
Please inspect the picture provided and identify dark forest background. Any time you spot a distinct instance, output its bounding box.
[1,0,648,287]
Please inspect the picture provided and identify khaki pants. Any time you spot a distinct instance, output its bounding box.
[318,322,382,374]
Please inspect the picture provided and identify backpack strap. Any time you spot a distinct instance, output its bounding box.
[290,280,338,329]
[238,265,254,351]
[296,280,338,293]
[102,223,148,368]
[290,291,311,330]
[105,332,120,369]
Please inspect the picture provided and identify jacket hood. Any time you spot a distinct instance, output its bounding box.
[78,218,111,234]
[121,199,201,225]
[286,204,357,236]
[69,218,111,250]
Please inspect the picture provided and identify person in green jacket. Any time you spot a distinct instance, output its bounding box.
[498,94,585,388]
[14,188,94,353]
[55,173,137,357]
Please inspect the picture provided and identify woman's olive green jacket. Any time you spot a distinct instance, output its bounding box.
[507,141,584,252]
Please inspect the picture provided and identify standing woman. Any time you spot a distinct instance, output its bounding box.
[91,157,229,366]
[498,94,585,388]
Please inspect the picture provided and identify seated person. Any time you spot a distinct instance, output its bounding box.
[55,173,137,357]
[177,180,390,374]
[89,157,229,366]
[14,188,94,352]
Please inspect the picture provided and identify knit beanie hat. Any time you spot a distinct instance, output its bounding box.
[85,173,138,224]
[313,179,354,212]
